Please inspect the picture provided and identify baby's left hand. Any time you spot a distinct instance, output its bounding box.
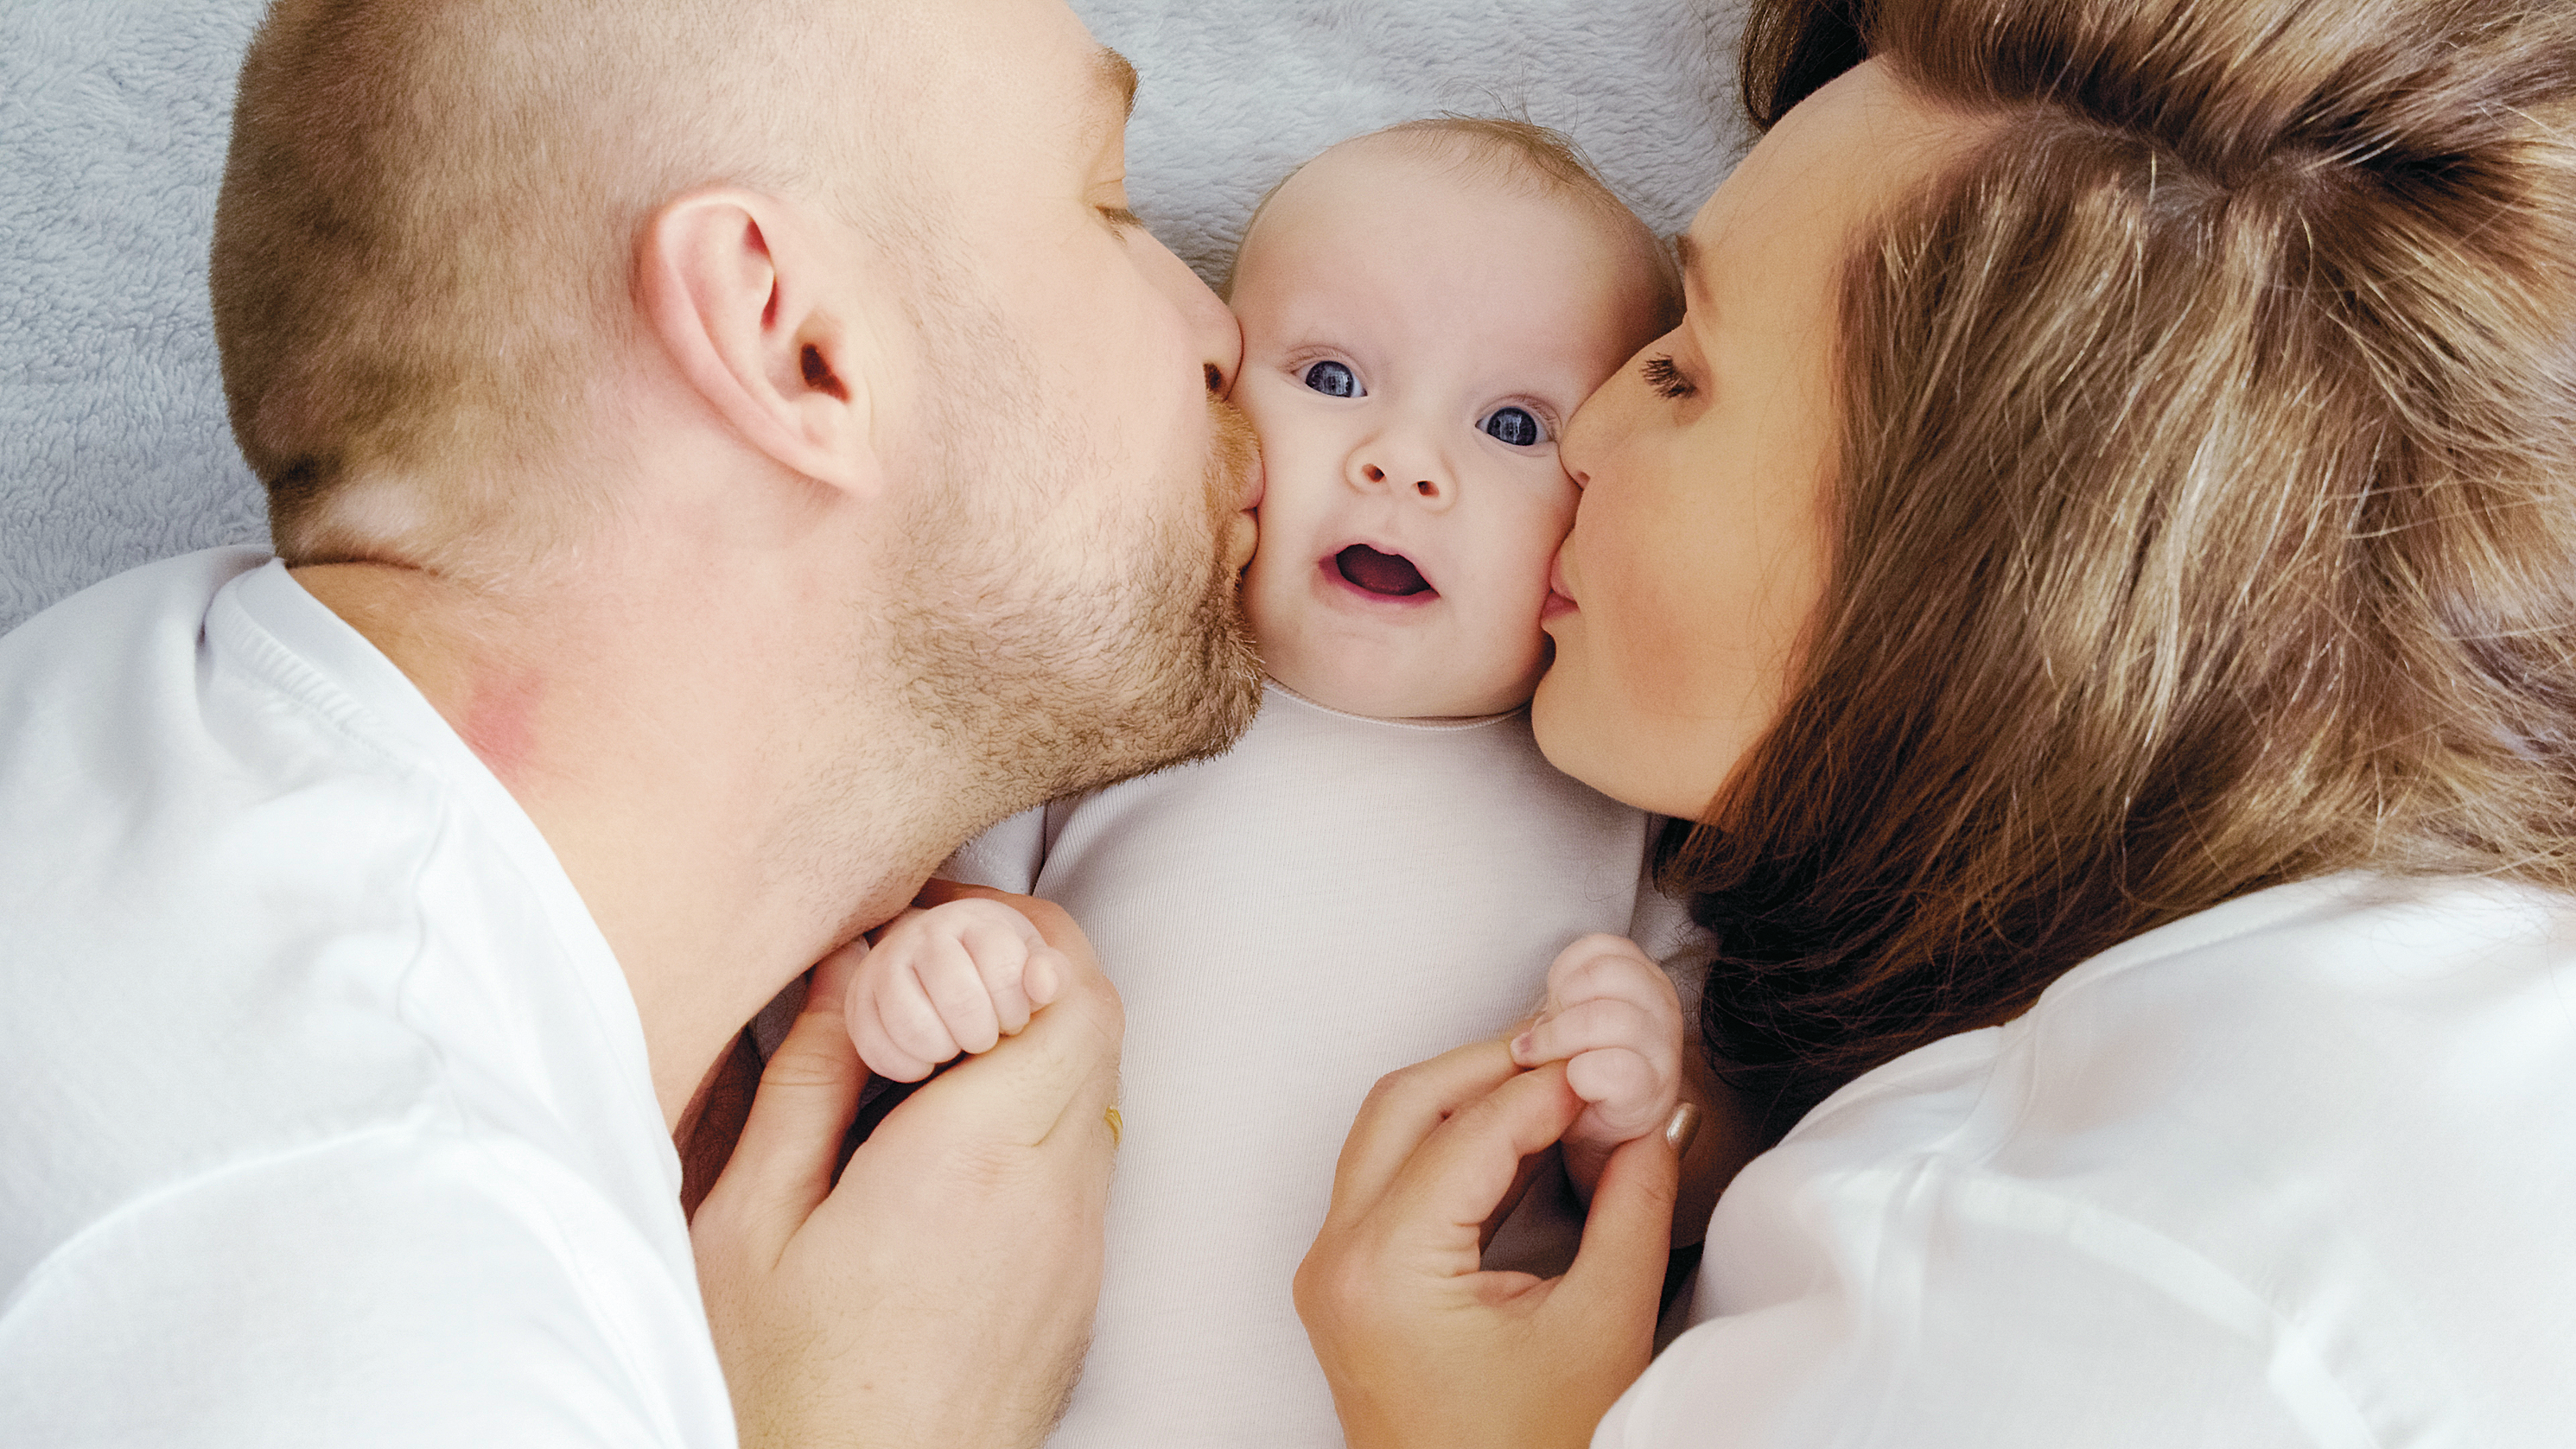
[1509,933,1684,1201]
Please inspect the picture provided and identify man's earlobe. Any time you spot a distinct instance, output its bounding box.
[640,189,879,496]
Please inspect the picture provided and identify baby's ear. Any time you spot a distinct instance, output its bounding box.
[637,188,884,497]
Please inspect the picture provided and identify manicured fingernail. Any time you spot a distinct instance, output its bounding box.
[1663,1103,1703,1156]
[1509,1032,1533,1060]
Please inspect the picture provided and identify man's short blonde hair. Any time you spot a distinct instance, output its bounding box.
[212,0,910,570]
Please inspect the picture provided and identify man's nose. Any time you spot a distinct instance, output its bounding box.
[1134,231,1243,397]
[1348,429,1454,509]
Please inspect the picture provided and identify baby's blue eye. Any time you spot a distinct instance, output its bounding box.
[1303,360,1362,398]
[1480,406,1546,448]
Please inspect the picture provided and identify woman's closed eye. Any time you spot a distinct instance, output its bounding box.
[1303,360,1363,398]
[1479,406,1548,448]
[1640,354,1695,401]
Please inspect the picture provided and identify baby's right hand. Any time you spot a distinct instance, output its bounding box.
[1509,933,1685,1200]
[843,897,1067,1082]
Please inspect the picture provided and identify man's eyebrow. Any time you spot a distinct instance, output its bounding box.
[1095,47,1139,122]
[1673,232,1705,299]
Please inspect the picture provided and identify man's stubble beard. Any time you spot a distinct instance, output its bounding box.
[878,289,1265,846]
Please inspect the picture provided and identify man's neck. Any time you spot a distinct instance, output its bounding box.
[294,555,932,1130]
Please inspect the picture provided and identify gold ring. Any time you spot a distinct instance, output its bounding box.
[1104,1105,1123,1147]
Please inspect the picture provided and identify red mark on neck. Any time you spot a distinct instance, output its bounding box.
[458,669,545,788]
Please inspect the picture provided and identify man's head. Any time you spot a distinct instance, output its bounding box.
[213,0,1263,850]
[1226,122,1679,719]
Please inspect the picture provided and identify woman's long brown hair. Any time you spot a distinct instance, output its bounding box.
[1687,0,2576,1140]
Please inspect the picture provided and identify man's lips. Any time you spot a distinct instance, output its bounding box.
[1330,543,1435,599]
[1543,554,1576,620]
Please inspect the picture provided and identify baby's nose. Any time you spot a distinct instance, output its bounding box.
[1359,462,1442,500]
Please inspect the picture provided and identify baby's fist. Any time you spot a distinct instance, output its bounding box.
[843,898,1065,1083]
[1510,933,1683,1196]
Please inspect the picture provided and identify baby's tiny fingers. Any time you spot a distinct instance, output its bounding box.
[1022,947,1065,1009]
[1565,1047,1671,1136]
[921,935,1004,1055]
[956,916,1038,1035]
[1546,932,1661,995]
[848,984,940,1084]
[882,960,968,1067]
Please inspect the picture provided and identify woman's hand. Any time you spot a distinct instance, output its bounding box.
[1295,1040,1680,1449]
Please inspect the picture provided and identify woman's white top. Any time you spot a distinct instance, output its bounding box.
[1600,873,2576,1448]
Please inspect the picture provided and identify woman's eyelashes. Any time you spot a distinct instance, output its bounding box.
[1479,406,1547,447]
[1303,359,1363,398]
[1640,354,1695,400]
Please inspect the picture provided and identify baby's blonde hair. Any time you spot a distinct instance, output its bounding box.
[1227,116,1683,334]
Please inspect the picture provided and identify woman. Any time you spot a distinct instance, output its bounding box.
[1297,0,2576,1444]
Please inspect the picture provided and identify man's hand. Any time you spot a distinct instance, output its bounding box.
[690,883,1121,1449]
[1295,1042,1678,1449]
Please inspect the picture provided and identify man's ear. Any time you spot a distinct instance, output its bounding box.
[639,189,881,495]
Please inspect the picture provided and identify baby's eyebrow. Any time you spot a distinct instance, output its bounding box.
[1672,232,1706,299]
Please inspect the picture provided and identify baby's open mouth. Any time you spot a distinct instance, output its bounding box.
[1334,544,1434,598]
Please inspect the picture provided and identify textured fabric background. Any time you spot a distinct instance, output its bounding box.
[0,0,1754,633]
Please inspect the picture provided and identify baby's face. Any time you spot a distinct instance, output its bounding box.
[1230,139,1662,718]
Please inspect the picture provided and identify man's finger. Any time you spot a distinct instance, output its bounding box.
[1326,1039,1529,1223]
[703,941,872,1253]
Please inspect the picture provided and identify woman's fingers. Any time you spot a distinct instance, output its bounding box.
[1326,1039,1529,1226]
[1300,1058,1671,1449]
[1514,995,1660,1069]
[1371,1062,1589,1271]
[1562,1125,1681,1333]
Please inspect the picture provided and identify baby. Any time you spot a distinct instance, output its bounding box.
[848,120,1689,1446]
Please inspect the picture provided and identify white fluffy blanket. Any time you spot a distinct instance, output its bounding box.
[0,0,1753,632]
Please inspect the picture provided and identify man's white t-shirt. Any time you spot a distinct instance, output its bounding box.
[946,682,1661,1449]
[0,550,735,1447]
[1599,872,2576,1447]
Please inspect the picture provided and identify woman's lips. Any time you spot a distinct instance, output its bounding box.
[1543,555,1577,619]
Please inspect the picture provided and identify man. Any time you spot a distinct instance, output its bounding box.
[0,0,1262,1443]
